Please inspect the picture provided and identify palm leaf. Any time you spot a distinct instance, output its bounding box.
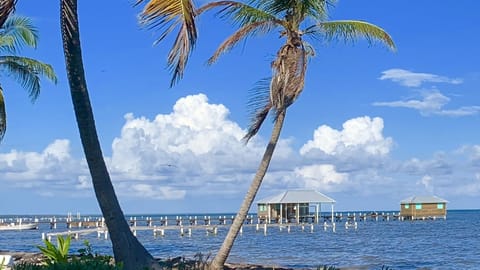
[208,20,280,64]
[261,0,335,21]
[244,77,272,142]
[136,0,197,87]
[0,15,38,53]
[198,1,280,27]
[309,20,396,51]
[0,56,57,100]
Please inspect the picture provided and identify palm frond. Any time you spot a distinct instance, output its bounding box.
[0,56,57,100]
[208,20,279,64]
[311,20,396,51]
[0,15,38,53]
[244,77,272,143]
[0,86,6,142]
[262,0,335,21]
[0,0,16,28]
[198,1,280,27]
[0,34,14,52]
[136,0,197,87]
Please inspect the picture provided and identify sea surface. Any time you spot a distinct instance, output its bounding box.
[1,210,479,269]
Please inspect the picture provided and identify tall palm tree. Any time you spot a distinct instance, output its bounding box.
[138,0,395,269]
[0,15,57,142]
[60,1,158,269]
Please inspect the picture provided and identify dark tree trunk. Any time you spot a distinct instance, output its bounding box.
[60,1,157,269]
[210,109,287,270]
[0,0,16,28]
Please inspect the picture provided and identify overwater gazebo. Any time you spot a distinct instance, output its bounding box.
[256,190,335,224]
[400,195,448,220]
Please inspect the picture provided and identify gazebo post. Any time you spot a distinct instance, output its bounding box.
[280,204,283,224]
[267,204,271,224]
[331,203,334,224]
[316,203,319,224]
[296,203,300,224]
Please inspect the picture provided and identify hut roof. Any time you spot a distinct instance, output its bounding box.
[400,195,448,204]
[257,190,335,204]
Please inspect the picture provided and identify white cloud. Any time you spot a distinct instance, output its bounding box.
[294,164,348,192]
[1,93,480,211]
[0,139,85,182]
[300,116,393,157]
[127,184,186,199]
[373,90,480,117]
[417,175,434,194]
[379,68,463,87]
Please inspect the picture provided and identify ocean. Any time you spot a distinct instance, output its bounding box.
[1,210,479,269]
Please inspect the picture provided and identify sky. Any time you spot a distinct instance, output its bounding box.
[0,0,479,215]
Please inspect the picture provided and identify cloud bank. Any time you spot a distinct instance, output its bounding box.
[0,93,479,211]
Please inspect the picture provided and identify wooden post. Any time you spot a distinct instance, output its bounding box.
[280,204,283,224]
[296,203,300,224]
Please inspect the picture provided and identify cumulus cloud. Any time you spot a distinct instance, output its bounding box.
[0,139,85,182]
[300,116,393,157]
[379,68,463,87]
[108,94,292,197]
[294,164,348,192]
[373,90,480,117]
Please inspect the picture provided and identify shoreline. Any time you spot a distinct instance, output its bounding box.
[0,251,306,270]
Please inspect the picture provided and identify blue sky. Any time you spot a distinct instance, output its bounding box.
[1,1,479,215]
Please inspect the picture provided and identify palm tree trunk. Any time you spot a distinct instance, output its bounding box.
[0,0,16,28]
[210,109,287,270]
[60,1,157,269]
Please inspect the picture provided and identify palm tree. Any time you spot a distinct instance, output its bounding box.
[138,0,395,269]
[60,1,158,269]
[0,15,57,142]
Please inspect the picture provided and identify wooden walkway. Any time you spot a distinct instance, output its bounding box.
[39,212,404,241]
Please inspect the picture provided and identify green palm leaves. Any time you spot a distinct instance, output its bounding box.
[136,0,197,87]
[0,15,57,142]
[205,0,395,141]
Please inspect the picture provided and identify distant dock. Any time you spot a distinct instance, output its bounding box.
[0,211,443,242]
[32,211,412,241]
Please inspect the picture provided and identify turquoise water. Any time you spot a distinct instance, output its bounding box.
[1,210,479,269]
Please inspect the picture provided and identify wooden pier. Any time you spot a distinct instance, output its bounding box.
[36,211,408,241]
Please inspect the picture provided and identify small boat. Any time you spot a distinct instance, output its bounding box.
[0,222,38,231]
